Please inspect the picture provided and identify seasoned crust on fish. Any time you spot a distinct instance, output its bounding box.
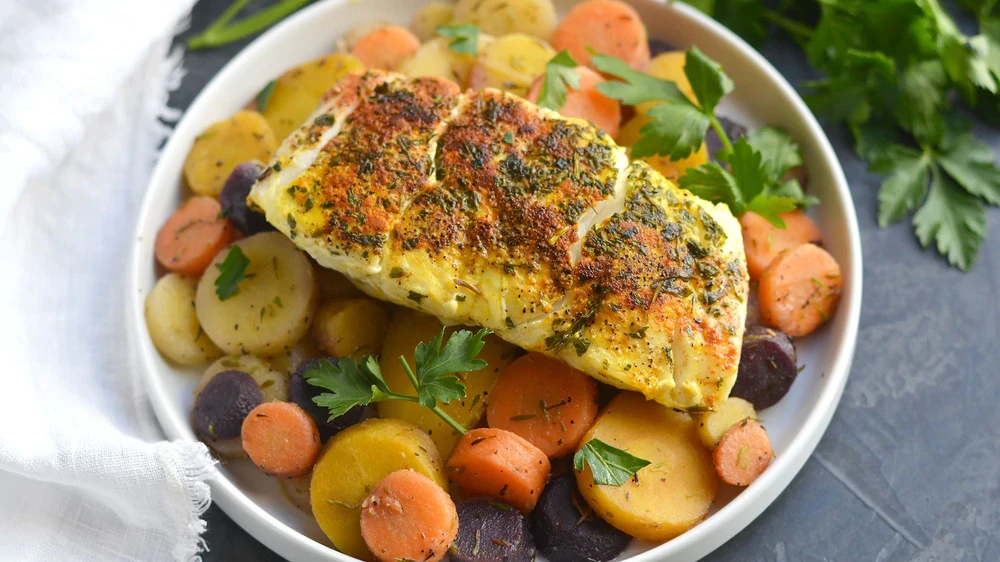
[249,70,747,410]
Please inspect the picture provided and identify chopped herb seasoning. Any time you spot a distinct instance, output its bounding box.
[407,291,427,304]
[389,267,406,279]
[503,131,514,144]
[505,317,515,328]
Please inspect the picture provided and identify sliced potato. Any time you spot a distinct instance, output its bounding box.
[312,298,389,358]
[454,0,557,40]
[377,308,519,457]
[183,110,276,197]
[696,397,758,449]
[145,273,222,366]
[468,33,556,97]
[196,232,317,355]
[618,114,708,182]
[194,353,288,403]
[398,36,487,87]
[315,265,363,301]
[410,2,456,41]
[260,54,364,141]
[311,418,447,561]
[576,392,718,541]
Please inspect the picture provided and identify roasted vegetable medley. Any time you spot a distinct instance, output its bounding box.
[145,1,845,560]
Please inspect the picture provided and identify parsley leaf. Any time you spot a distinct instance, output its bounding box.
[214,245,249,301]
[573,439,651,486]
[871,146,931,227]
[592,53,691,105]
[936,132,1000,206]
[306,328,492,434]
[683,46,734,114]
[304,357,388,419]
[913,170,986,271]
[746,126,803,184]
[633,102,710,160]
[411,328,488,407]
[436,23,479,55]
[537,50,581,111]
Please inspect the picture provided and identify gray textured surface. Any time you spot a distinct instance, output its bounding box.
[172,2,1000,560]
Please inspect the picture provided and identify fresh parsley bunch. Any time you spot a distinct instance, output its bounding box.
[589,48,817,228]
[689,0,1000,270]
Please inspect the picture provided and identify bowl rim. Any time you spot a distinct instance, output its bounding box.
[129,1,863,560]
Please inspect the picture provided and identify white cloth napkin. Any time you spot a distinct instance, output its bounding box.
[0,0,219,561]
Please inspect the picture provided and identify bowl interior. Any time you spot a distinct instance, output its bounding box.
[130,1,861,561]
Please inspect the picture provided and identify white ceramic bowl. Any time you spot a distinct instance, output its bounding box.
[129,1,863,560]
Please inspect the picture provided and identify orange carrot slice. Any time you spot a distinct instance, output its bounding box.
[241,401,321,478]
[527,66,622,138]
[446,428,551,513]
[758,243,843,337]
[741,210,822,280]
[350,25,421,71]
[360,470,458,562]
[712,418,774,486]
[486,353,598,458]
[154,196,236,276]
[551,0,651,70]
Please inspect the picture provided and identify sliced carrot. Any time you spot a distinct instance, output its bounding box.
[349,25,421,71]
[527,66,622,138]
[741,210,822,280]
[446,428,551,513]
[712,418,774,486]
[360,470,458,562]
[241,401,321,478]
[154,196,237,276]
[550,0,651,70]
[758,243,843,337]
[486,353,598,458]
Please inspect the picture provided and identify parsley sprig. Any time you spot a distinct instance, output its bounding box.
[537,50,582,111]
[573,439,651,486]
[436,24,480,56]
[687,0,1000,270]
[593,48,816,227]
[305,328,491,434]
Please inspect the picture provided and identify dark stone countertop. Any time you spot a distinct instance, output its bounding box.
[171,2,1000,560]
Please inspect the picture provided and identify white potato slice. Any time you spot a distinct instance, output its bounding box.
[196,232,317,355]
[145,273,222,366]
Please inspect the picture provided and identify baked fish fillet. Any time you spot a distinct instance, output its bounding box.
[249,70,747,410]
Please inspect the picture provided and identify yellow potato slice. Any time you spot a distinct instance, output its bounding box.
[312,297,389,358]
[183,110,276,197]
[260,54,364,141]
[410,2,456,41]
[576,392,718,541]
[454,0,557,40]
[311,418,447,561]
[468,33,556,97]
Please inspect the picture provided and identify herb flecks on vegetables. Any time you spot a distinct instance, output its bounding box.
[594,48,816,227]
[187,0,313,50]
[537,50,581,111]
[255,79,277,113]
[215,245,250,301]
[573,439,651,486]
[436,23,480,55]
[687,0,1000,270]
[305,328,491,435]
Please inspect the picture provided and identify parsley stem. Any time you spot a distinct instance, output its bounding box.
[762,10,814,43]
[709,116,734,156]
[187,0,312,50]
[397,356,468,436]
